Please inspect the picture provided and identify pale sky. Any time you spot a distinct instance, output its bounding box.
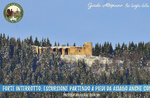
[0,0,150,47]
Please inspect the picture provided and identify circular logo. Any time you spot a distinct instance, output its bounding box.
[4,3,24,23]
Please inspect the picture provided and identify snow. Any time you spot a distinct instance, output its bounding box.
[61,55,115,67]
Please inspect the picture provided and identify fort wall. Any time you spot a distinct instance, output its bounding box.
[33,42,92,56]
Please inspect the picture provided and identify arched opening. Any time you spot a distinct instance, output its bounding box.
[59,48,62,54]
[65,48,68,55]
[53,48,56,52]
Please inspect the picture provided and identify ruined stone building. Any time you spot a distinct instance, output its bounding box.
[33,42,92,56]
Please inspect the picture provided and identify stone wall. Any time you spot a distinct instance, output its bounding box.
[33,42,92,56]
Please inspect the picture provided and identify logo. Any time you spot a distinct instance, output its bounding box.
[4,3,24,23]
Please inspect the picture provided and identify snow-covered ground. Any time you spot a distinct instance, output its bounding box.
[61,55,123,67]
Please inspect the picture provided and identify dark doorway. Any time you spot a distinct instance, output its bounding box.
[59,48,62,54]
[65,48,68,55]
[53,48,56,52]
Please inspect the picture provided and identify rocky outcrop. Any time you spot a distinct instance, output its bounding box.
[61,55,123,67]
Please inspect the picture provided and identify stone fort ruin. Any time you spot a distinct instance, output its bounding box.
[33,42,92,56]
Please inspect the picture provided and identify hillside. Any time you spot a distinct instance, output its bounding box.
[0,34,150,97]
